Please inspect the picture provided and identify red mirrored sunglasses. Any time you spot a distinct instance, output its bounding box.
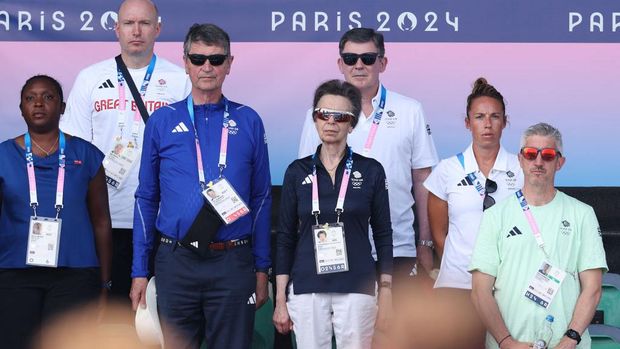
[520,147,562,161]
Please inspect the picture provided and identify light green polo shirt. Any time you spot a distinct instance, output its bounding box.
[470,190,608,349]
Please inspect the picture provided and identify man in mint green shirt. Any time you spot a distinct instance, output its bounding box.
[470,123,607,349]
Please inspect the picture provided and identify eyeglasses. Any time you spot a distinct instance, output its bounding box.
[520,147,562,161]
[312,108,355,123]
[187,53,228,67]
[483,179,497,211]
[340,52,381,66]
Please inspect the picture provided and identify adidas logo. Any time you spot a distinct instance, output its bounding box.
[98,79,115,89]
[506,226,523,238]
[456,176,474,186]
[247,292,256,305]
[301,175,312,185]
[190,241,199,248]
[172,122,189,133]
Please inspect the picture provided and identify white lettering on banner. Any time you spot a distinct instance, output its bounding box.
[80,11,93,31]
[0,9,117,32]
[19,11,32,31]
[569,11,620,32]
[0,10,66,31]
[271,10,458,33]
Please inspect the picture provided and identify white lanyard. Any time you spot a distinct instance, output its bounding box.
[25,132,66,219]
[516,190,549,258]
[311,147,353,224]
[116,55,157,142]
[361,85,387,156]
[186,95,231,189]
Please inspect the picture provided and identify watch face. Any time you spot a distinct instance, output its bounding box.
[565,329,581,344]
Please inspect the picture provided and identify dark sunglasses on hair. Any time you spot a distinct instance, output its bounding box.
[187,53,228,66]
[483,179,497,211]
[340,52,381,66]
[313,108,355,123]
[520,147,562,162]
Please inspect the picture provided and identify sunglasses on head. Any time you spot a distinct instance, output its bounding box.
[313,108,355,123]
[483,179,497,211]
[187,53,228,66]
[520,147,562,161]
[340,52,381,66]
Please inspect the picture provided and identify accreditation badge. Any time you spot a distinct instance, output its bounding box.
[523,260,566,309]
[312,222,349,275]
[202,178,250,225]
[103,140,140,189]
[26,216,62,268]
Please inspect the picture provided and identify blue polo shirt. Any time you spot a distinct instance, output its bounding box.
[0,136,104,268]
[132,97,272,277]
[276,146,393,296]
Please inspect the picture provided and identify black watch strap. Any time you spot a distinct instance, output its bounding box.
[564,329,581,344]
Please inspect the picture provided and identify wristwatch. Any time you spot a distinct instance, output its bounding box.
[564,329,581,344]
[418,239,434,249]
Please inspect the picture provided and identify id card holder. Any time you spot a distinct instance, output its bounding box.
[26,216,62,268]
[202,178,250,225]
[312,222,349,275]
[523,260,566,308]
[103,140,140,189]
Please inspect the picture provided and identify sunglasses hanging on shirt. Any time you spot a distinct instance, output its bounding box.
[483,179,497,211]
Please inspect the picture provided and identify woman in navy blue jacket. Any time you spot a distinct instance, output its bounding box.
[273,80,393,349]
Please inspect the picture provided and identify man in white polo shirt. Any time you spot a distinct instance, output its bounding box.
[298,28,438,287]
[60,0,190,301]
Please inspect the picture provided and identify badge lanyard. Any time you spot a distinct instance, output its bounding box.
[362,85,387,156]
[116,54,157,144]
[311,146,353,225]
[457,152,486,198]
[516,190,549,258]
[187,95,231,189]
[25,131,66,219]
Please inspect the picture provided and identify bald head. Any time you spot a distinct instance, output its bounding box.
[115,0,161,67]
[118,0,159,20]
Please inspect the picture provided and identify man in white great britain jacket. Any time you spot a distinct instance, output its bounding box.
[60,0,191,301]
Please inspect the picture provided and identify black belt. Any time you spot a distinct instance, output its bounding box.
[160,236,250,251]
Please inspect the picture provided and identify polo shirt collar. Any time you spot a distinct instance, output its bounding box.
[361,83,385,120]
[462,143,511,174]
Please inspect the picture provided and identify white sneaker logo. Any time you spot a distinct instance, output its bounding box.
[301,175,312,185]
[190,241,199,248]
[247,292,256,305]
[172,122,190,133]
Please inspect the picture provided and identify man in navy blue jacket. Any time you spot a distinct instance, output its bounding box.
[130,23,272,349]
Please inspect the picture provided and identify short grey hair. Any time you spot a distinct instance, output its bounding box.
[183,23,230,56]
[520,122,564,154]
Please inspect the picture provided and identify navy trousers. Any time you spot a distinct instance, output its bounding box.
[0,267,100,349]
[155,242,256,349]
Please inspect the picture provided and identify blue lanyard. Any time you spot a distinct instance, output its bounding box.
[116,54,157,98]
[372,85,387,125]
[25,131,66,218]
[456,152,486,198]
[362,85,387,155]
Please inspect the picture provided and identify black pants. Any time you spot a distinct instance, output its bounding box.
[156,242,256,349]
[111,228,133,302]
[0,267,100,349]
